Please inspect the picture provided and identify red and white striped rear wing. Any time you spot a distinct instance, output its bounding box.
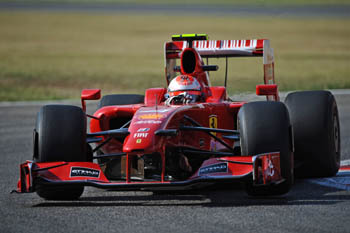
[165,39,270,58]
[165,39,275,82]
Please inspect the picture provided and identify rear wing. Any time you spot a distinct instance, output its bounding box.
[165,39,264,58]
[164,38,275,89]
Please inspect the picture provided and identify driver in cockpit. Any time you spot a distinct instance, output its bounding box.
[165,75,203,105]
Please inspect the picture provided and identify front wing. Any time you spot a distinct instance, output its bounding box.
[16,152,282,193]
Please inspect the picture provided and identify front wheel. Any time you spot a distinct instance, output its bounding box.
[238,101,293,196]
[33,105,88,200]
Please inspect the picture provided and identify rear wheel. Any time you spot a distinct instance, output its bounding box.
[98,94,144,132]
[285,90,340,177]
[238,101,293,196]
[98,94,144,108]
[33,105,88,200]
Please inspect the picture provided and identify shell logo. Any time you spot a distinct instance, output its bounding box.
[139,114,165,120]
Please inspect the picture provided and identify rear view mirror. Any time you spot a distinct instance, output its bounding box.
[256,84,279,101]
[81,89,101,112]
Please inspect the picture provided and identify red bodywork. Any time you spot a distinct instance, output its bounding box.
[17,36,283,194]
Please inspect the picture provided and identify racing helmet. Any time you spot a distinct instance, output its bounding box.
[167,75,202,103]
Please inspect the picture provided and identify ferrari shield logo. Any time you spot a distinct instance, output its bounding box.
[209,115,217,136]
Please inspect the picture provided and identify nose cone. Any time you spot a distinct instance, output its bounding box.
[123,128,156,153]
[122,107,173,153]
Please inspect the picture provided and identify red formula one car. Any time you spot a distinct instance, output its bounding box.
[16,34,341,200]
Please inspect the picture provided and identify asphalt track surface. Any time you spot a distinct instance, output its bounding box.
[1,91,350,233]
[0,2,349,17]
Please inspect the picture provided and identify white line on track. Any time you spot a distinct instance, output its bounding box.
[341,159,350,166]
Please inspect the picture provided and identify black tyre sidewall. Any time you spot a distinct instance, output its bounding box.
[239,101,293,196]
[34,105,87,200]
[36,105,87,162]
[285,91,340,177]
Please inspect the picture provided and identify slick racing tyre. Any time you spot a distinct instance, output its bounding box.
[285,90,340,178]
[98,94,144,108]
[239,101,293,196]
[33,105,88,200]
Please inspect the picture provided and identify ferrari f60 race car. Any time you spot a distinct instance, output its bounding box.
[15,34,341,199]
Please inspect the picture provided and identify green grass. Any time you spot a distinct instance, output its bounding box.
[0,12,349,101]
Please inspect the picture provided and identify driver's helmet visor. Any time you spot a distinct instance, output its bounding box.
[168,90,202,103]
[168,90,201,97]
